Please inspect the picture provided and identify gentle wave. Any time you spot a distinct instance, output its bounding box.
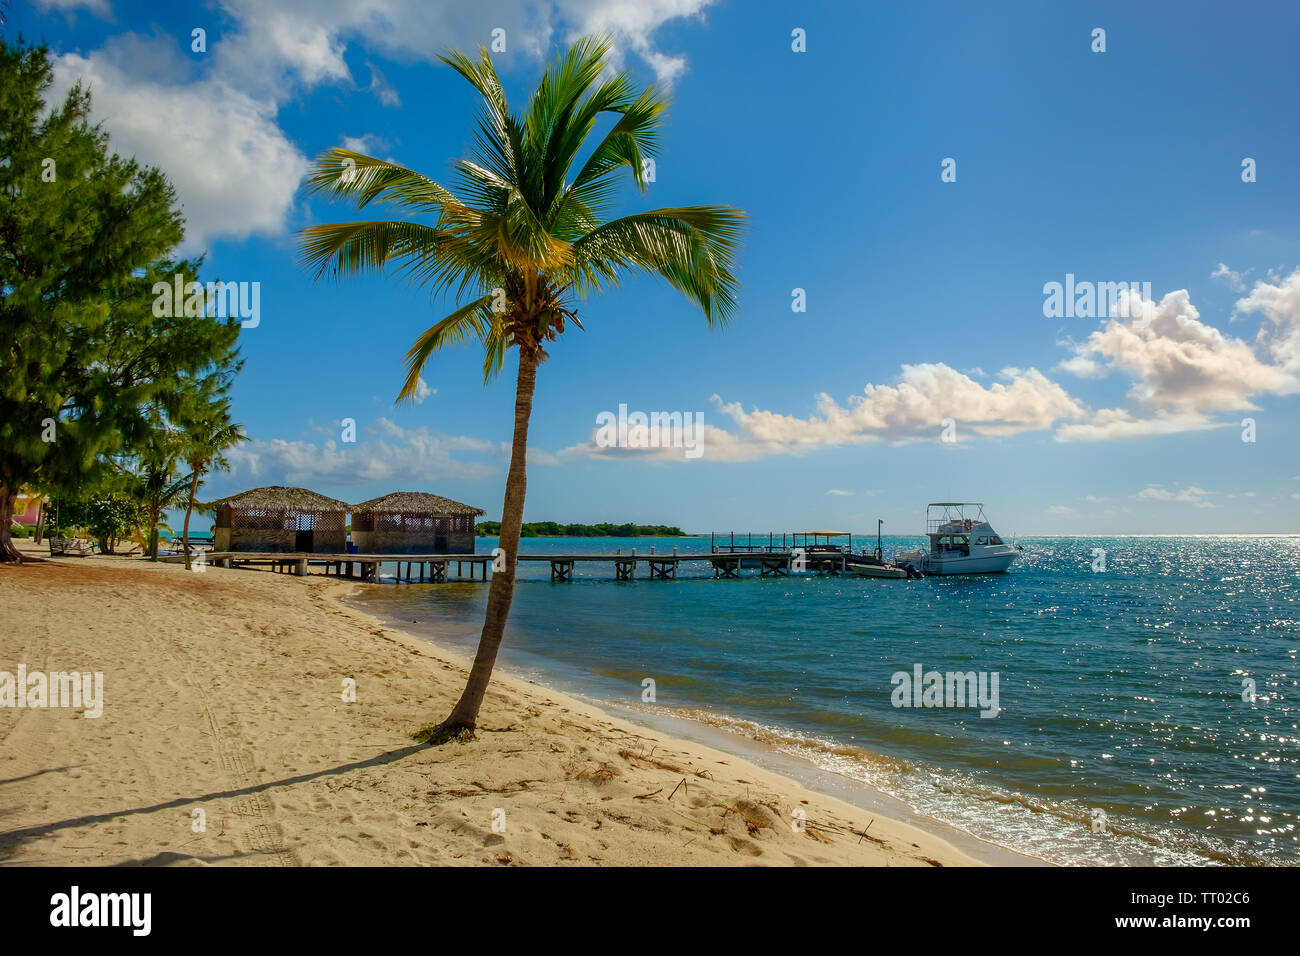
[350,534,1299,866]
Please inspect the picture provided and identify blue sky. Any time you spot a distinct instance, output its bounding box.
[15,0,1300,533]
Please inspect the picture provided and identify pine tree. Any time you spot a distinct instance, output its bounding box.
[0,39,240,561]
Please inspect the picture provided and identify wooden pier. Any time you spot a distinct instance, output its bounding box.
[173,551,493,583]
[173,532,868,583]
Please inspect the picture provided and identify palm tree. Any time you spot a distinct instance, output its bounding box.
[180,406,244,571]
[299,36,744,735]
[134,424,190,560]
[140,460,191,560]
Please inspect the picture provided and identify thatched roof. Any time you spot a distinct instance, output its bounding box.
[213,486,350,512]
[351,491,485,517]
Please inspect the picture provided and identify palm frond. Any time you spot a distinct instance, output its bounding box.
[400,294,497,400]
[566,84,667,199]
[298,220,470,288]
[303,148,465,217]
[299,37,747,386]
[565,206,746,326]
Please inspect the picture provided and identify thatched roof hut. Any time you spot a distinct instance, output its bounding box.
[213,485,350,554]
[351,491,484,555]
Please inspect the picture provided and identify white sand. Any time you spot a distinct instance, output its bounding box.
[0,546,980,866]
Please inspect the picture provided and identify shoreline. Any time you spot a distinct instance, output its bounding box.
[340,583,1046,867]
[1,547,988,866]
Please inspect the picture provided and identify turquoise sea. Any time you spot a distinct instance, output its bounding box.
[348,534,1300,866]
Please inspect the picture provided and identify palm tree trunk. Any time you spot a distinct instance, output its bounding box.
[182,473,199,571]
[439,346,539,731]
[148,504,160,561]
[0,482,21,564]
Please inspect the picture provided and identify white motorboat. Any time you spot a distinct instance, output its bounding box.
[894,503,1021,575]
[850,561,908,579]
[849,519,909,579]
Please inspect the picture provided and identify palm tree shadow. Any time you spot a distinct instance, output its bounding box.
[111,849,286,866]
[0,744,426,860]
[0,765,82,786]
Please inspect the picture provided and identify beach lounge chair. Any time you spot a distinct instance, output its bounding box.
[48,537,96,557]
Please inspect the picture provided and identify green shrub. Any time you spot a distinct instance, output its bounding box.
[9,524,30,538]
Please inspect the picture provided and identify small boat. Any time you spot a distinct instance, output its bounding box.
[894,503,1021,575]
[848,520,909,579]
[850,561,908,579]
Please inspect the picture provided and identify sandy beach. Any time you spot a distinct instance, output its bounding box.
[0,544,982,866]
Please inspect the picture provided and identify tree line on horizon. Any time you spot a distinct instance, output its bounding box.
[1,39,244,565]
[475,520,687,538]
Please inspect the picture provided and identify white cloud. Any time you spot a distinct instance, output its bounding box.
[48,48,309,251]
[214,0,712,94]
[559,274,1300,461]
[42,2,715,252]
[1056,273,1300,440]
[412,377,434,403]
[826,489,853,496]
[1236,268,1300,375]
[218,416,570,492]
[710,364,1084,455]
[523,0,715,86]
[366,62,401,107]
[223,418,502,488]
[1134,484,1218,509]
[557,364,1090,464]
[1055,354,1107,379]
[340,134,385,153]
[1055,408,1223,442]
[1211,262,1248,292]
[32,0,111,15]
[1060,286,1298,416]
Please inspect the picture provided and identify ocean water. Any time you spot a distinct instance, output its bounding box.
[348,534,1300,866]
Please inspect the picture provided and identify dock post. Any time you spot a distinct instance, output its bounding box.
[296,557,307,577]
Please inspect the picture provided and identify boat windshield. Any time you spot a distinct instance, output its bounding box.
[934,534,970,553]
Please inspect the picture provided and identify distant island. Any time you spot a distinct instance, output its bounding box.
[476,521,687,538]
